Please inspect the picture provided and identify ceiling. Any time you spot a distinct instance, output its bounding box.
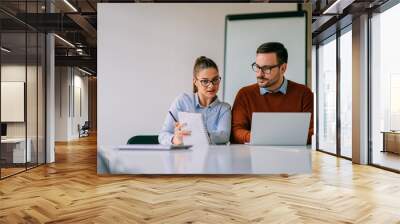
[0,0,392,75]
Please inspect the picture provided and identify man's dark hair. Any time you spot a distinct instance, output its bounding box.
[256,42,288,64]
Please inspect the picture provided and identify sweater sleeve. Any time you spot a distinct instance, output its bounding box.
[231,89,251,144]
[302,88,314,144]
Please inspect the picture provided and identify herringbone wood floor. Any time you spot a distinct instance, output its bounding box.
[1,135,400,224]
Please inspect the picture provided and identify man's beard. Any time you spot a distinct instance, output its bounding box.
[257,76,279,88]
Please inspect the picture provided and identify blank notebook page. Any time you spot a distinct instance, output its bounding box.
[178,112,210,146]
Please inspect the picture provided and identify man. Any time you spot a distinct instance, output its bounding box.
[231,42,313,144]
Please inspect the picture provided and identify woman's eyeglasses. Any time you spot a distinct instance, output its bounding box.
[197,76,221,87]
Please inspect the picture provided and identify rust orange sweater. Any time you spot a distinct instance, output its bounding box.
[231,80,314,144]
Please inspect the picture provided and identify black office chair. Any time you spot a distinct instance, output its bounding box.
[127,135,159,144]
[79,121,90,138]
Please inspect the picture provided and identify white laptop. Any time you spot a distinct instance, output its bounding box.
[250,112,311,146]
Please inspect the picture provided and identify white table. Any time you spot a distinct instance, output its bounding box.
[98,145,312,174]
[1,138,32,163]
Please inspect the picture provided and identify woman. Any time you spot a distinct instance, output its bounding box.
[158,56,231,145]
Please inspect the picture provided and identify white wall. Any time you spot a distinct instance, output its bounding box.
[55,67,89,141]
[72,73,89,138]
[224,15,307,105]
[55,67,69,141]
[98,3,299,147]
[1,65,40,138]
[1,64,46,163]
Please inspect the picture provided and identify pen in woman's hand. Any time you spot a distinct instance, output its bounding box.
[169,111,178,122]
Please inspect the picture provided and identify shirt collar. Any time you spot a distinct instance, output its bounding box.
[260,78,288,95]
[194,93,220,108]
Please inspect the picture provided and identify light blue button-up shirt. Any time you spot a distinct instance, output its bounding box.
[260,78,288,95]
[159,93,231,145]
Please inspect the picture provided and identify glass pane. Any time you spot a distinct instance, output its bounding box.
[26,0,38,169]
[318,37,337,154]
[0,1,46,178]
[27,31,38,169]
[371,3,400,171]
[312,45,317,149]
[1,31,27,177]
[340,29,352,158]
[38,32,46,165]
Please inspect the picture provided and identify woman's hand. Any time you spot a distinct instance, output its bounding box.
[172,122,191,145]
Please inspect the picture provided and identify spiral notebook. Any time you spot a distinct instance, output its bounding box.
[178,112,210,146]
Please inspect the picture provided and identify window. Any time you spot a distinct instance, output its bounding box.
[371,2,400,171]
[317,36,337,154]
[339,28,352,158]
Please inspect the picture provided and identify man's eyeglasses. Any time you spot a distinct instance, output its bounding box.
[251,62,281,74]
[197,76,221,87]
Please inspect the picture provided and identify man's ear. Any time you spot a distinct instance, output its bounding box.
[280,63,287,74]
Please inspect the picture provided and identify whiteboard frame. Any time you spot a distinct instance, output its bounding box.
[222,10,308,101]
